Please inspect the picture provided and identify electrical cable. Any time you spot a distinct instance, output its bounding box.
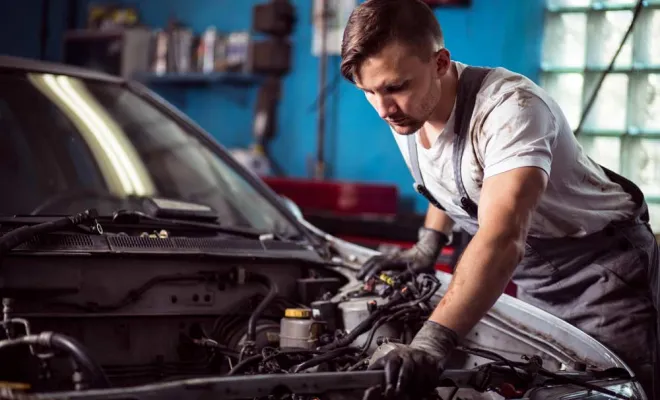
[456,345,525,380]
[292,347,361,373]
[358,307,421,357]
[319,304,392,352]
[226,349,321,376]
[574,0,645,137]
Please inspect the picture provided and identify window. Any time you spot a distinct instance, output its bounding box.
[541,0,660,232]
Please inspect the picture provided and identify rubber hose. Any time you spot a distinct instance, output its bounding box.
[49,333,111,388]
[0,210,96,257]
[0,333,110,389]
[246,274,278,343]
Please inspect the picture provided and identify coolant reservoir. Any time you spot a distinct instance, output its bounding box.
[279,308,323,349]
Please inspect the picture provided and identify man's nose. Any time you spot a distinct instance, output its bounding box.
[374,96,397,119]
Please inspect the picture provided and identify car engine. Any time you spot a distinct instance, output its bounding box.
[0,255,436,389]
[0,211,642,400]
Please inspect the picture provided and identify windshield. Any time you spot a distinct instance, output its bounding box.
[0,71,299,237]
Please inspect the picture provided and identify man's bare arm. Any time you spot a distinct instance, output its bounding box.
[428,166,548,337]
[424,203,455,236]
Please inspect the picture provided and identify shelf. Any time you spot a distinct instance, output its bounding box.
[132,71,262,86]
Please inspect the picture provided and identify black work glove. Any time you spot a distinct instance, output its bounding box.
[357,227,449,281]
[368,321,459,397]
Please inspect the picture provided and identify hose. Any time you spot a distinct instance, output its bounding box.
[0,209,98,258]
[49,333,110,388]
[246,273,279,344]
[0,332,110,389]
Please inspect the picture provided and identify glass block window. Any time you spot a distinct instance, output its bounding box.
[541,0,660,233]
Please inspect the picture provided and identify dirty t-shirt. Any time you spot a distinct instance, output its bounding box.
[391,61,636,239]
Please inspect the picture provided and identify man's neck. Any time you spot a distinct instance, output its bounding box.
[421,62,458,147]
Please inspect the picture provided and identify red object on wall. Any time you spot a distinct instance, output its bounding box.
[262,177,399,216]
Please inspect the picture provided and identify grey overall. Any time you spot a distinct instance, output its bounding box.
[407,66,659,398]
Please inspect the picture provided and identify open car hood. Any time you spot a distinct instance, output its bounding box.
[298,218,647,399]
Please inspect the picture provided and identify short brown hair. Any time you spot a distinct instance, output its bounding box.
[340,0,444,83]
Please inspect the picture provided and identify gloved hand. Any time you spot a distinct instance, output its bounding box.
[357,227,449,281]
[368,321,459,397]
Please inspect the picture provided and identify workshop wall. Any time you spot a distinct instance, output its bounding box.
[111,0,545,213]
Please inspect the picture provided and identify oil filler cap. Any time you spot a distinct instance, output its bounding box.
[285,308,311,319]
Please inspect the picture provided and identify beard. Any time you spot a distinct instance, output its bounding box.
[388,118,425,135]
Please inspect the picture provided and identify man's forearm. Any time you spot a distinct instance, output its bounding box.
[428,230,524,337]
[424,204,454,236]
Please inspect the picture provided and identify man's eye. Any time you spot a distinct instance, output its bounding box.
[385,83,406,93]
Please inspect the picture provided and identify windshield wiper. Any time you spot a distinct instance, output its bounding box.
[106,209,281,240]
[26,194,300,241]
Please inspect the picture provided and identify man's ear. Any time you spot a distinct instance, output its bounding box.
[435,48,451,76]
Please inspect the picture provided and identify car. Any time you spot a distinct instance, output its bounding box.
[0,54,645,400]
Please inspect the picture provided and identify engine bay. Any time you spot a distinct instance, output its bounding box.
[0,212,643,400]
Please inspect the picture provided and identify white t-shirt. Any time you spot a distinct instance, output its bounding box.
[392,61,636,239]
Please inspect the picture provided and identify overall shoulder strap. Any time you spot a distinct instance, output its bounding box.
[452,66,493,218]
[454,67,492,139]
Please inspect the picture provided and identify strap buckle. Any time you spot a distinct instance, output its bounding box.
[459,197,478,217]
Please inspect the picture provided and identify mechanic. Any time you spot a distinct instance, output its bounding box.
[340,0,659,398]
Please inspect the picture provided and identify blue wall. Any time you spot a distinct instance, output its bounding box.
[0,0,546,213]
[118,0,546,213]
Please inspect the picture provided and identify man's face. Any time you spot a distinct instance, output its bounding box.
[355,41,444,135]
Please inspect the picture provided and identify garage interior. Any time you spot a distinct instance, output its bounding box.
[2,0,658,246]
[0,0,658,399]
